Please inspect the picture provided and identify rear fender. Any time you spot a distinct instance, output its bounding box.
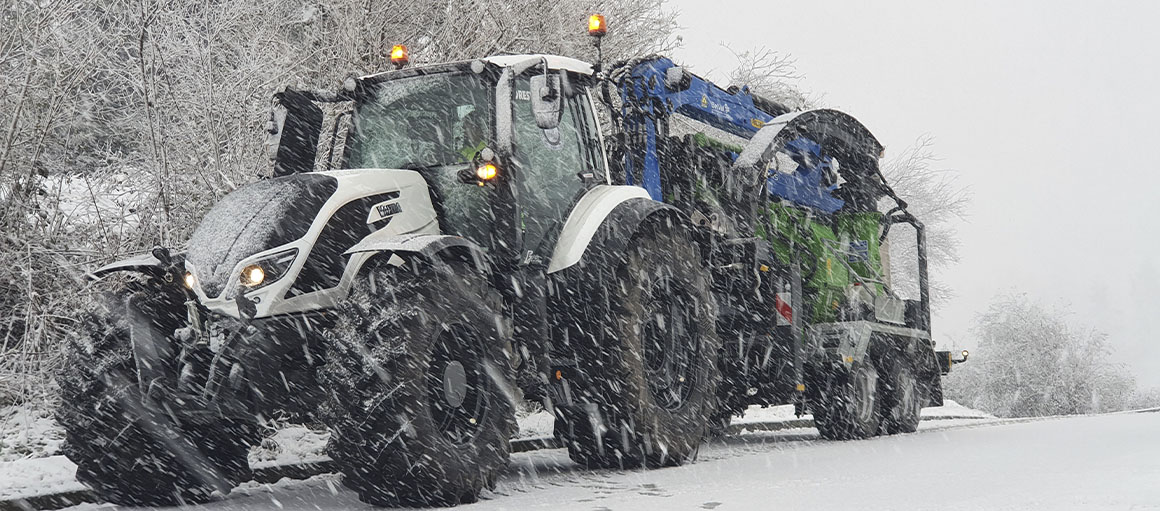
[547,185,669,274]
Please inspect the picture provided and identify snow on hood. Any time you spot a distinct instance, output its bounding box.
[186,174,337,298]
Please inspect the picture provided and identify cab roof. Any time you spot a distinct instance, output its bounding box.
[482,54,594,75]
[359,54,594,84]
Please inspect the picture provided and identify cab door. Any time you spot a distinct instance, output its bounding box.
[511,72,604,266]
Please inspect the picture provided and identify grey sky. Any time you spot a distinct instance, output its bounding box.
[666,0,1160,386]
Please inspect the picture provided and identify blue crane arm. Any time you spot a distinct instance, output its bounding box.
[615,56,845,211]
[618,56,784,140]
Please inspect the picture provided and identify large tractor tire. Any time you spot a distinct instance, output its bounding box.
[880,352,928,434]
[811,361,883,440]
[56,287,256,506]
[566,222,720,468]
[321,260,516,507]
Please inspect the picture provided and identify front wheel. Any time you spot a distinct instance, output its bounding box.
[56,287,256,506]
[321,260,515,507]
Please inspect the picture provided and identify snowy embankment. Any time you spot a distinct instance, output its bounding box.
[728,398,995,428]
[0,401,992,502]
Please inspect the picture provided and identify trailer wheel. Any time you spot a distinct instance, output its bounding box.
[812,362,882,440]
[56,288,256,506]
[567,222,720,468]
[881,357,927,434]
[321,261,515,507]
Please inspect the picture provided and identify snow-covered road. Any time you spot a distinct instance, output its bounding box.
[62,410,1160,511]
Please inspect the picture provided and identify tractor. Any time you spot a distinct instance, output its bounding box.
[57,16,966,508]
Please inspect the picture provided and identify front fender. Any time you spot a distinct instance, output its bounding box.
[89,252,167,280]
[345,233,490,275]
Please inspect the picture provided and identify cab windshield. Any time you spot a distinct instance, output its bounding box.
[346,72,496,246]
[346,72,493,169]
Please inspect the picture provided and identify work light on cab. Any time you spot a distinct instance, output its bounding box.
[476,162,498,182]
[390,44,408,69]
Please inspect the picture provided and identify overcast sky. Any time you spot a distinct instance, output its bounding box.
[667,0,1160,386]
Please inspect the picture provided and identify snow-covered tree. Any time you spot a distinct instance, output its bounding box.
[945,293,1137,417]
[726,46,813,111]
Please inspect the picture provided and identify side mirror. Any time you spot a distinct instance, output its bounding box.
[266,90,323,177]
[530,73,562,130]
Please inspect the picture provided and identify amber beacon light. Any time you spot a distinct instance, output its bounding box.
[588,14,606,37]
[390,44,409,69]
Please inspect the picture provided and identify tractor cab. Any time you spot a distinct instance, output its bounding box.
[267,54,606,268]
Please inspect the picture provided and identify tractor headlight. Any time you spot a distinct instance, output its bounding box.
[240,265,266,287]
[183,271,196,289]
[237,248,297,290]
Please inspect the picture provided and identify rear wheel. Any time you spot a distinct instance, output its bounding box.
[565,223,720,468]
[321,260,515,507]
[812,361,882,440]
[56,287,256,506]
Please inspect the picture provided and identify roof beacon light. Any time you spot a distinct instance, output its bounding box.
[390,44,409,69]
[588,14,606,37]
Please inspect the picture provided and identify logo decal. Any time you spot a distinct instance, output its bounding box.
[367,201,403,225]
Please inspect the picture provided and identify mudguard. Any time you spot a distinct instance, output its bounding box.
[550,190,690,281]
[89,252,166,280]
[345,233,490,275]
[547,185,654,274]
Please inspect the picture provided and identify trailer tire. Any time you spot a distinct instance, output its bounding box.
[56,288,256,507]
[881,357,926,434]
[567,222,720,468]
[321,261,515,507]
[812,362,882,440]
